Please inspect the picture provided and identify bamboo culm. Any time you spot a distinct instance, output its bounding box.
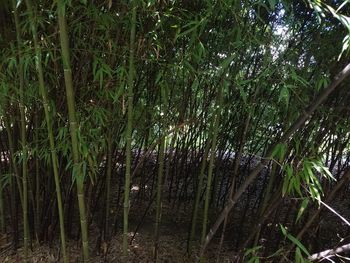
[56,0,89,261]
[123,1,137,258]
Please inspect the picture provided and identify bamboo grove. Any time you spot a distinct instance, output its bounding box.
[0,0,350,262]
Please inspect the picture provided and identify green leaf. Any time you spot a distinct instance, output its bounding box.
[316,76,330,91]
[296,198,309,222]
[312,160,336,181]
[244,246,262,256]
[279,85,289,106]
[155,72,163,84]
[280,225,310,256]
[280,224,287,235]
[309,184,321,205]
[282,164,293,196]
[219,54,235,74]
[247,257,260,263]
[16,0,22,8]
[238,85,247,104]
[177,19,202,40]
[271,143,287,160]
[295,247,303,263]
[294,173,302,197]
[245,246,262,263]
[0,173,12,191]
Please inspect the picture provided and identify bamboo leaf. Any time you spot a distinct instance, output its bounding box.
[279,86,290,106]
[271,143,286,160]
[296,198,309,222]
[280,225,310,256]
[16,0,22,8]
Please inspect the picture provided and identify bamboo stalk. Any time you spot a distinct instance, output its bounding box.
[10,2,29,259]
[154,134,166,261]
[123,0,137,257]
[188,137,211,251]
[216,87,256,261]
[104,131,113,240]
[201,86,223,247]
[56,0,89,261]
[3,116,23,208]
[3,116,21,249]
[34,111,40,240]
[23,0,68,261]
[216,118,249,262]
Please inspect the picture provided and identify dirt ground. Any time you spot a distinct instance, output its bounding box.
[0,202,238,263]
[0,230,237,262]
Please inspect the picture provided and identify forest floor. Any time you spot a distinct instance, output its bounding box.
[0,200,239,263]
[1,191,350,262]
[1,155,349,262]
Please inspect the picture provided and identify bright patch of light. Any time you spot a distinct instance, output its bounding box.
[131,185,140,192]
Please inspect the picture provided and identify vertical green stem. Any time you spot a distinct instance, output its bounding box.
[4,111,23,210]
[35,111,40,240]
[104,131,112,240]
[201,86,223,248]
[11,1,28,260]
[123,1,137,257]
[188,136,211,251]
[154,135,166,261]
[216,112,250,262]
[24,0,68,261]
[4,115,21,249]
[56,0,89,261]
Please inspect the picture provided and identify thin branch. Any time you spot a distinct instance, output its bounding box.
[308,243,350,261]
[319,199,350,227]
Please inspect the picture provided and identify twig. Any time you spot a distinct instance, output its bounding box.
[319,199,350,227]
[308,243,350,261]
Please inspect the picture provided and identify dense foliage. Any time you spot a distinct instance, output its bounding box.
[0,0,349,262]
